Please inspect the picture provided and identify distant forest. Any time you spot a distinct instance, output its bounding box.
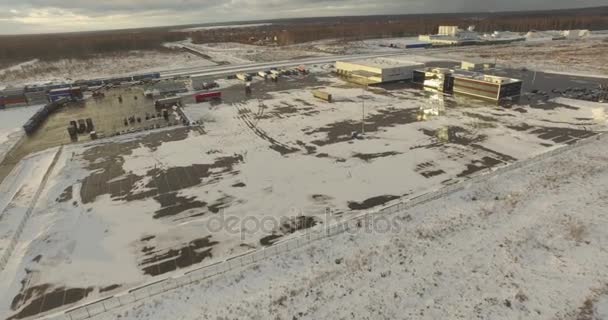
[1,6,607,66]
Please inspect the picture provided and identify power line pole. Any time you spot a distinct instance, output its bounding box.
[361,86,366,135]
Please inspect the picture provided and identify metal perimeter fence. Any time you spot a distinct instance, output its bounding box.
[41,133,604,320]
[0,147,63,272]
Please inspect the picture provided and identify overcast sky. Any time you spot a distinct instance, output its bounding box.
[0,0,606,34]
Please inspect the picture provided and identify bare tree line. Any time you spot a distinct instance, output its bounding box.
[1,6,607,66]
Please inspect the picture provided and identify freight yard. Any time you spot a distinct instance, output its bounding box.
[0,26,607,320]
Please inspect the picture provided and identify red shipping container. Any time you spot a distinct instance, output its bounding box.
[3,96,27,105]
[195,91,221,103]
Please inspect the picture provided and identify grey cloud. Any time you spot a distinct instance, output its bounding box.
[0,0,606,34]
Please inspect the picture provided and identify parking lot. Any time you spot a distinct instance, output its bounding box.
[3,65,607,320]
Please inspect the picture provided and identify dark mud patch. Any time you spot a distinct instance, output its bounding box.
[296,140,318,154]
[353,151,401,162]
[80,133,243,219]
[141,235,156,242]
[9,284,94,320]
[421,170,446,178]
[507,123,534,132]
[463,112,498,122]
[140,236,218,276]
[56,186,73,203]
[153,193,207,219]
[513,107,528,113]
[294,98,315,107]
[260,234,283,246]
[207,195,235,213]
[306,107,419,146]
[79,128,192,204]
[470,144,518,162]
[507,123,596,144]
[421,126,487,146]
[273,102,299,115]
[259,216,319,246]
[456,156,504,178]
[530,127,596,144]
[416,161,447,178]
[529,102,579,111]
[348,195,400,210]
[99,284,121,293]
[311,194,334,202]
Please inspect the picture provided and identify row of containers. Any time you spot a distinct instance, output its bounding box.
[0,72,161,108]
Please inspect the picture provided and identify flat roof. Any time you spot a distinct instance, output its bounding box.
[453,70,521,85]
[341,57,425,70]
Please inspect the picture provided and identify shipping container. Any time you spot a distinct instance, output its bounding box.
[25,91,49,105]
[77,119,86,134]
[23,98,69,135]
[195,91,222,103]
[67,126,78,141]
[405,43,432,49]
[133,72,161,81]
[312,90,332,102]
[2,95,28,106]
[85,118,94,132]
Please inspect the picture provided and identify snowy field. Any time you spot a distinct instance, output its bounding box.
[166,39,333,64]
[100,132,608,320]
[0,50,216,88]
[428,37,608,78]
[1,66,607,319]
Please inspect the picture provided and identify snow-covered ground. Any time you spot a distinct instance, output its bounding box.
[0,50,216,88]
[98,131,608,320]
[427,37,608,77]
[0,105,42,164]
[166,39,333,64]
[1,66,607,319]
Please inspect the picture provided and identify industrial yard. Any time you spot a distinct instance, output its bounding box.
[1,43,608,319]
[0,19,608,320]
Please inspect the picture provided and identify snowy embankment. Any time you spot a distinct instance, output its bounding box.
[107,133,608,320]
[0,148,58,274]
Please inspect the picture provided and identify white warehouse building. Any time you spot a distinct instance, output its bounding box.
[336,58,425,85]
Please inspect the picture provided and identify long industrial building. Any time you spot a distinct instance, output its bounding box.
[336,58,425,85]
[414,68,523,101]
[452,72,523,101]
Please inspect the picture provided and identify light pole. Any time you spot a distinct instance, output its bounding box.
[361,85,367,135]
